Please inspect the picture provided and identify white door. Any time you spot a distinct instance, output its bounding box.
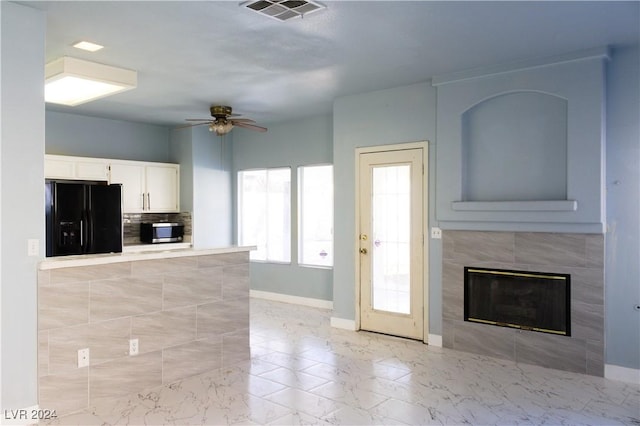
[358,148,424,340]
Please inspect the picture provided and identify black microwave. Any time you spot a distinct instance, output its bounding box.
[140,222,184,244]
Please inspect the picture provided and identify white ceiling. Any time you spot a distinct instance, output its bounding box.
[28,1,640,127]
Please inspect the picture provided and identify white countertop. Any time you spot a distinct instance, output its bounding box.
[122,242,192,253]
[39,246,255,270]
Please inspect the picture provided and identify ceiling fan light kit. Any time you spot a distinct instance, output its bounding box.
[182,105,268,136]
[45,57,137,106]
[240,0,326,22]
[209,121,234,135]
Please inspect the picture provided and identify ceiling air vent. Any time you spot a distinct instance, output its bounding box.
[241,0,326,21]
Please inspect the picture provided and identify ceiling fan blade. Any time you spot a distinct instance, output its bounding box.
[175,122,210,129]
[185,119,213,122]
[233,121,267,132]
[230,118,256,123]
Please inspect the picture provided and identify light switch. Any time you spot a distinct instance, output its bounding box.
[28,239,39,256]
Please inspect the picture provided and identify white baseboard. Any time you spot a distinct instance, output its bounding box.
[250,289,333,310]
[331,317,357,330]
[428,334,443,347]
[1,405,39,426]
[605,364,640,384]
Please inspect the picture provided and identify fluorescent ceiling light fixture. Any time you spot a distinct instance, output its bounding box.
[45,57,137,106]
[72,41,104,52]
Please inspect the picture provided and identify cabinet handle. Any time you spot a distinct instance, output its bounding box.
[147,193,151,210]
[141,193,145,210]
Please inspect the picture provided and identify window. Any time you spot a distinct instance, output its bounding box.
[298,165,333,267]
[238,168,291,262]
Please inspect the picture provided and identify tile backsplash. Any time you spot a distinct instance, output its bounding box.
[123,212,192,245]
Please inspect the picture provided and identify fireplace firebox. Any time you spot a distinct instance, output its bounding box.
[464,267,570,336]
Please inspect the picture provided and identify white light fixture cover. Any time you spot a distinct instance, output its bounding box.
[45,57,137,106]
[72,41,104,52]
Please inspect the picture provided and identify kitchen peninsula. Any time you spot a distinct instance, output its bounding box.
[37,246,253,415]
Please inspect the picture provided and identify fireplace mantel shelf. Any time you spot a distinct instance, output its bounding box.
[451,200,578,212]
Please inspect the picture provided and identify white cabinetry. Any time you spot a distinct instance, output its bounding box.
[109,161,179,213]
[45,155,110,181]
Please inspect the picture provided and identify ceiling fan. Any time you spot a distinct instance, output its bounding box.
[181,105,267,136]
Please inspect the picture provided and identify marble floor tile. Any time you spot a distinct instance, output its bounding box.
[45,298,640,426]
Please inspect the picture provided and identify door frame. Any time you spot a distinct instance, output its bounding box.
[354,141,430,343]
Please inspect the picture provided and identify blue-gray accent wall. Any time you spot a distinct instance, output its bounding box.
[332,82,439,327]
[604,45,640,370]
[231,115,333,302]
[46,110,171,162]
[1,1,45,410]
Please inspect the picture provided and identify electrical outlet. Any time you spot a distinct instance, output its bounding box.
[431,227,442,239]
[129,338,139,356]
[28,239,39,256]
[78,348,90,368]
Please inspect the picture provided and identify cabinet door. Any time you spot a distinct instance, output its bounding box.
[109,163,145,213]
[145,165,179,212]
[76,159,109,181]
[45,155,109,181]
[45,157,75,179]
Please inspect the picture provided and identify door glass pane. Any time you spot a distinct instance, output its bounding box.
[371,164,411,314]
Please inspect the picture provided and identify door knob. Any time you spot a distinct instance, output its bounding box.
[360,248,368,254]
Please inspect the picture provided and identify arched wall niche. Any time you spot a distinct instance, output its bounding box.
[433,47,609,232]
[461,91,568,202]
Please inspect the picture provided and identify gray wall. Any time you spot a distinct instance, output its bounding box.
[605,45,640,370]
[46,110,170,162]
[0,1,45,410]
[170,126,233,248]
[191,127,233,248]
[332,82,439,325]
[231,115,333,301]
[169,127,194,212]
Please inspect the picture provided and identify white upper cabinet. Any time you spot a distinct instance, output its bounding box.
[144,164,179,213]
[109,160,180,213]
[45,154,110,181]
[109,162,145,212]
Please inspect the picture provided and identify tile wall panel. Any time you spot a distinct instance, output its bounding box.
[39,368,88,415]
[132,306,197,354]
[90,351,163,404]
[38,282,89,329]
[162,339,223,384]
[38,331,49,378]
[49,262,131,285]
[442,231,604,376]
[130,256,199,277]
[90,276,163,322]
[38,250,250,416]
[162,269,222,310]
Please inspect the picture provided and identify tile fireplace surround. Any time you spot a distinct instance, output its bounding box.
[442,231,604,376]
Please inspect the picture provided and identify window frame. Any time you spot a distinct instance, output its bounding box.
[237,166,292,264]
[297,163,334,269]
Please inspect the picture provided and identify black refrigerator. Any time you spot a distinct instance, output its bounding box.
[45,181,123,257]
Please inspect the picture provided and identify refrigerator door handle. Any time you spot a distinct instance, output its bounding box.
[80,219,84,247]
